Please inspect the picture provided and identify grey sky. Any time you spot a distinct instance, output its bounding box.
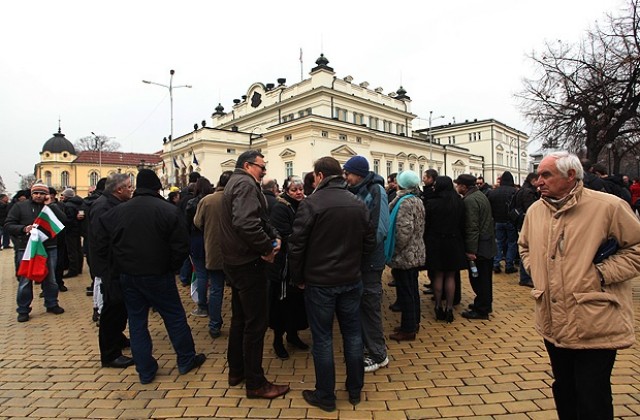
[1,0,623,193]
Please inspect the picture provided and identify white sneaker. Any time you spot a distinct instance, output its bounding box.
[364,356,389,373]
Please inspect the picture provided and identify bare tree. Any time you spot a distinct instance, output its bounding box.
[0,176,6,194]
[74,135,120,152]
[19,174,36,190]
[519,0,640,173]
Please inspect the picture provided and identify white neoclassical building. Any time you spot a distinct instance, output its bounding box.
[161,54,528,188]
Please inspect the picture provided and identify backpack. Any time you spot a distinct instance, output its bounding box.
[506,189,525,228]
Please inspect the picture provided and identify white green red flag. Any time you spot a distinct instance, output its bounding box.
[189,257,198,303]
[17,229,50,282]
[17,205,65,282]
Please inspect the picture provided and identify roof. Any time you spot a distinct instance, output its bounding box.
[42,130,76,154]
[74,151,162,166]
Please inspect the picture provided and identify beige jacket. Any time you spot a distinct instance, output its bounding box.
[519,182,640,349]
[193,187,225,271]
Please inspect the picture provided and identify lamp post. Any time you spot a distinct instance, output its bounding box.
[606,143,613,174]
[91,132,102,177]
[142,70,192,186]
[427,111,445,167]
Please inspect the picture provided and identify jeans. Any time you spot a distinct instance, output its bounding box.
[493,222,518,269]
[392,268,420,332]
[1,227,11,248]
[192,255,208,308]
[208,269,225,332]
[519,263,532,284]
[305,281,364,402]
[360,270,386,362]
[179,257,191,285]
[16,248,59,314]
[120,272,197,383]
[545,340,616,420]
[224,259,269,390]
[468,257,493,315]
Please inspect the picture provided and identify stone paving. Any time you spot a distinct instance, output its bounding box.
[0,249,639,419]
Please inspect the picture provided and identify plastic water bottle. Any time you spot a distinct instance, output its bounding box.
[469,261,479,278]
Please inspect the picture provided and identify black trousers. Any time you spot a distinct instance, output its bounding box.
[224,259,269,390]
[467,257,492,315]
[545,340,616,420]
[99,277,129,363]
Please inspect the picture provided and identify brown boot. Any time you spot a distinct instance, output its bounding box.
[389,331,416,341]
[246,381,290,399]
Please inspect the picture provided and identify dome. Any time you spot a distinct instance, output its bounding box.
[42,128,76,155]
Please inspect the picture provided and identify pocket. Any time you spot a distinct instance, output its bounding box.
[530,288,552,335]
[573,292,627,340]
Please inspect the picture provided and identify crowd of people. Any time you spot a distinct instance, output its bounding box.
[2,150,640,418]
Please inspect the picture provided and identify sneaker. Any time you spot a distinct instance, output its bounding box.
[179,353,206,375]
[46,305,65,315]
[209,329,221,339]
[191,307,208,317]
[17,313,29,322]
[364,356,389,373]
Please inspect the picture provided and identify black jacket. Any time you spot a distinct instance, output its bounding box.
[62,196,85,235]
[95,188,189,276]
[0,201,8,225]
[4,200,68,250]
[487,185,517,223]
[288,175,376,287]
[220,169,279,266]
[89,193,125,279]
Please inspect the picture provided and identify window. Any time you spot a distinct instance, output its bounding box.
[478,131,482,140]
[386,161,392,176]
[497,153,504,165]
[129,173,136,188]
[284,134,292,141]
[409,163,415,171]
[369,116,379,130]
[227,148,236,154]
[61,171,70,187]
[45,171,52,186]
[355,136,362,143]
[419,164,424,177]
[89,171,100,187]
[383,120,391,133]
[334,107,347,121]
[398,162,404,172]
[373,159,380,174]
[306,107,312,115]
[285,162,293,178]
[321,131,328,138]
[298,110,305,118]
[396,123,405,135]
[469,133,472,142]
[339,134,347,141]
[282,115,289,122]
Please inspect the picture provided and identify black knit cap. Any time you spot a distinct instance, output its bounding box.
[454,174,477,187]
[136,169,162,191]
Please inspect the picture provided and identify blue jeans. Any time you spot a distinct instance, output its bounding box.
[493,222,518,269]
[16,248,59,314]
[305,281,364,402]
[120,272,197,383]
[179,258,191,285]
[1,227,11,248]
[192,255,208,308]
[208,269,225,332]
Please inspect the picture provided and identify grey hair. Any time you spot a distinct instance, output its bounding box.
[548,151,584,180]
[104,173,130,194]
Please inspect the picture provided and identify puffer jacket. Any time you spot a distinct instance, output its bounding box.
[4,200,68,250]
[519,182,640,350]
[289,175,376,287]
[348,171,389,272]
[387,188,425,270]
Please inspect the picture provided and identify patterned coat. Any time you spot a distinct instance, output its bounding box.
[387,188,426,270]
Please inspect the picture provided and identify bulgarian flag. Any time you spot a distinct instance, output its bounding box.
[17,205,65,283]
[189,257,198,303]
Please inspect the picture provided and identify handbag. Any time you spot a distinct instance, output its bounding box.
[593,238,619,264]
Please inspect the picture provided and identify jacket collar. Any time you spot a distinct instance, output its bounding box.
[316,175,346,192]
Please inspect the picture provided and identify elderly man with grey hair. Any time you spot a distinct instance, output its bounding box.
[519,151,640,420]
[88,173,134,369]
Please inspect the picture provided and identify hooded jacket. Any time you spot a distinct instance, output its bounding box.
[519,182,640,349]
[486,171,517,223]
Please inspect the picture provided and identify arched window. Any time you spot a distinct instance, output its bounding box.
[129,173,136,189]
[61,171,70,187]
[89,171,100,187]
[44,171,52,186]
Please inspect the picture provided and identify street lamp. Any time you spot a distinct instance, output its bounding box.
[606,143,613,174]
[142,69,192,186]
[427,111,445,166]
[91,132,102,177]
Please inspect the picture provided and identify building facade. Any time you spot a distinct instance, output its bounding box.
[35,128,162,197]
[161,54,529,188]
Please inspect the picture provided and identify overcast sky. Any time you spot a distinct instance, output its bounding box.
[1,0,624,193]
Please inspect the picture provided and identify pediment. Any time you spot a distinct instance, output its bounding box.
[330,145,357,157]
[279,148,296,159]
[452,159,465,167]
[396,152,407,159]
[221,159,237,168]
[496,144,504,151]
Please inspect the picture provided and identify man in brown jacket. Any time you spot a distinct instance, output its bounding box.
[519,151,640,420]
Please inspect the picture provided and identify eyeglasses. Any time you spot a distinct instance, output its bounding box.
[248,162,267,171]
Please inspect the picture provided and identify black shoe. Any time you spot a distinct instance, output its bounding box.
[92,308,100,322]
[39,291,44,298]
[423,287,434,295]
[273,340,289,360]
[46,305,65,315]
[179,353,206,375]
[505,266,518,274]
[468,303,493,313]
[519,281,534,288]
[228,374,245,386]
[102,355,134,368]
[17,313,29,323]
[435,307,446,321]
[349,393,361,406]
[209,329,221,339]
[59,285,68,292]
[286,334,309,350]
[63,271,78,279]
[86,289,93,296]
[389,303,401,312]
[461,310,489,320]
[445,309,454,323]
[120,337,131,349]
[493,266,502,274]
[302,389,336,412]
[387,280,396,287]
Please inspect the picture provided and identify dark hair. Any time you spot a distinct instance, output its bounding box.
[477,176,484,182]
[592,163,607,176]
[433,176,463,213]
[262,179,277,191]
[188,172,202,183]
[168,191,180,202]
[0,193,7,200]
[524,172,538,185]
[388,173,397,182]
[314,156,342,177]
[218,170,233,188]
[303,172,315,196]
[96,177,107,191]
[236,150,264,168]
[425,169,438,180]
[194,177,213,197]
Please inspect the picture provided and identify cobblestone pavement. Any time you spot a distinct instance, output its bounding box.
[0,249,639,419]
